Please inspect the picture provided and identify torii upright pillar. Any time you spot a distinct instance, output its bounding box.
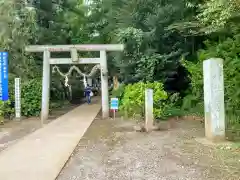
[26,44,124,123]
[42,50,51,122]
[100,51,109,118]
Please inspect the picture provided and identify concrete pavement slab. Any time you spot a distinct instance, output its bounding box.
[0,101,101,180]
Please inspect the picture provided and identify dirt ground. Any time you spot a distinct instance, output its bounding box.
[0,103,78,152]
[57,116,240,180]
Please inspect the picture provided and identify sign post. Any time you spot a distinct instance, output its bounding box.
[0,52,9,101]
[110,98,119,120]
[15,78,21,120]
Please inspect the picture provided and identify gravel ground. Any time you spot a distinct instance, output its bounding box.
[57,117,240,180]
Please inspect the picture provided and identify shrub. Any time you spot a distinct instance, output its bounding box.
[120,82,168,119]
[0,77,72,119]
[0,77,17,121]
[0,100,14,121]
[182,35,240,139]
[182,35,240,113]
[21,79,42,117]
[160,93,185,119]
[50,79,67,101]
[181,57,204,115]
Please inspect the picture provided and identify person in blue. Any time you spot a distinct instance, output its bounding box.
[84,84,92,104]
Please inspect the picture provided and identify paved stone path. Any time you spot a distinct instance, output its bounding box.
[0,99,100,180]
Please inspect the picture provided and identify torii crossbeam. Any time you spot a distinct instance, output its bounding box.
[25,44,124,124]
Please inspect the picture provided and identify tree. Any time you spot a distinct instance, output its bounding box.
[197,0,240,34]
[0,0,39,80]
[86,0,200,93]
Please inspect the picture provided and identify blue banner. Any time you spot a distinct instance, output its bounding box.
[0,52,9,101]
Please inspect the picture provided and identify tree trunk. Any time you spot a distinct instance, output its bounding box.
[113,76,119,90]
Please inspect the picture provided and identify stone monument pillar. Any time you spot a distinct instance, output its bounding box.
[145,89,154,132]
[203,58,225,141]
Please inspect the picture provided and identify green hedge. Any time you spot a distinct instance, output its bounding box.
[120,82,168,119]
[21,79,42,116]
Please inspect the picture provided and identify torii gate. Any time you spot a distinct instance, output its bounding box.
[25,44,124,123]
